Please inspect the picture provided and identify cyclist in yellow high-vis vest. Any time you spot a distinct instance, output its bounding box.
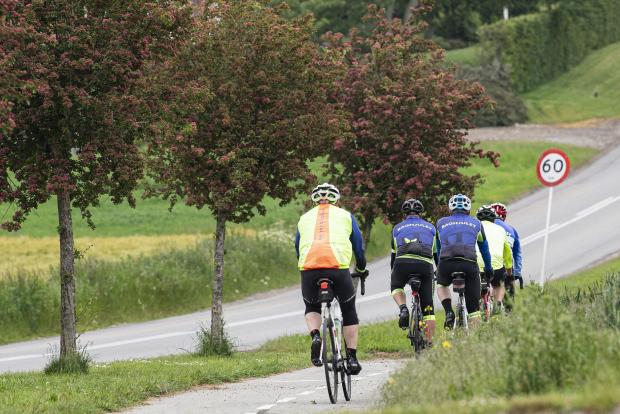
[476,205,513,311]
[295,183,368,375]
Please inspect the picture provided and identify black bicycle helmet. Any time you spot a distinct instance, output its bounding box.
[401,198,424,215]
[476,205,497,222]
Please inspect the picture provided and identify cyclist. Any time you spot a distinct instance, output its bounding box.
[490,202,523,297]
[436,194,493,330]
[476,205,513,311]
[295,183,368,375]
[390,198,437,344]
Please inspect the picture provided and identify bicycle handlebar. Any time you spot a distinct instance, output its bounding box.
[351,271,368,296]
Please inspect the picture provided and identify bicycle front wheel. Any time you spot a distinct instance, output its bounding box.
[323,322,338,403]
[341,340,352,401]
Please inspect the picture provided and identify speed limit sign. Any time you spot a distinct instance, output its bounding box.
[537,149,570,187]
[536,148,570,289]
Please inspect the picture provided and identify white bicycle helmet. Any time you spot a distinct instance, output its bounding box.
[311,183,340,204]
[449,194,472,212]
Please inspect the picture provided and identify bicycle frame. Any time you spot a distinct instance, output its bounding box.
[320,299,344,365]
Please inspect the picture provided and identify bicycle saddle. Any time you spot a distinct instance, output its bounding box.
[407,274,422,292]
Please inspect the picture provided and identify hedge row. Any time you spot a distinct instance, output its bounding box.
[479,0,620,92]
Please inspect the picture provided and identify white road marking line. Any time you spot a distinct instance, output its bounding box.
[88,331,194,350]
[576,196,614,217]
[297,390,316,396]
[366,372,383,377]
[0,353,49,363]
[521,195,620,246]
[276,397,297,403]
[256,404,275,410]
[315,385,327,390]
[270,379,321,383]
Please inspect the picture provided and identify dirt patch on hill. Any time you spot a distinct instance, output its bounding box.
[467,119,620,149]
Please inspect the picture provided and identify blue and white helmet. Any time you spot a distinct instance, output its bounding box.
[449,194,472,212]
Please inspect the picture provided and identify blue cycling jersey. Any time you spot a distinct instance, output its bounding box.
[391,215,437,267]
[436,212,493,272]
[494,218,522,276]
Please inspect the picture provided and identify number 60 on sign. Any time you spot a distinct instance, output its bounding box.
[537,148,570,187]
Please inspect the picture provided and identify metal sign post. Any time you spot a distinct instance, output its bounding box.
[536,149,571,289]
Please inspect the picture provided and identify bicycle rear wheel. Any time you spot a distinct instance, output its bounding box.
[409,302,423,354]
[322,322,338,403]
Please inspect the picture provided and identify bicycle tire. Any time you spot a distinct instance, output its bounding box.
[410,300,423,354]
[341,339,352,401]
[323,321,338,404]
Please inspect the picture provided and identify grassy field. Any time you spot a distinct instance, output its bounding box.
[0,141,597,274]
[466,141,597,209]
[0,236,297,344]
[445,45,482,66]
[523,41,620,124]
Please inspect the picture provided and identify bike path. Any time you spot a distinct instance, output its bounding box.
[123,358,403,414]
[1,143,619,374]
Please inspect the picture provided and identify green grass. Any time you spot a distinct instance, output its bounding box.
[523,41,620,124]
[467,141,597,209]
[549,254,620,291]
[445,45,482,66]
[0,235,297,344]
[379,263,620,414]
[0,319,417,414]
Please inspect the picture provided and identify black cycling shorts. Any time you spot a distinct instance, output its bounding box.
[437,259,481,315]
[391,259,434,318]
[486,267,506,287]
[301,268,358,326]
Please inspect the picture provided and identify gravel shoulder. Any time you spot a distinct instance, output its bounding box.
[468,119,620,149]
[121,358,404,414]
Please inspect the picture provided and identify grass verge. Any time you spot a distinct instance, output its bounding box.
[523,41,620,124]
[0,318,417,414]
[379,264,620,413]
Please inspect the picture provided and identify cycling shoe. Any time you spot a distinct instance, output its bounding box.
[398,306,409,330]
[311,334,322,367]
[348,356,362,375]
[444,311,456,331]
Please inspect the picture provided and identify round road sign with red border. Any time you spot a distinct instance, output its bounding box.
[536,148,570,187]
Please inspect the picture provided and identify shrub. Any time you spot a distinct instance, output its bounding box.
[479,0,620,92]
[382,276,620,409]
[195,324,235,357]
[457,60,528,126]
[44,346,91,375]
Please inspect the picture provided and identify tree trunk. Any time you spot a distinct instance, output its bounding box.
[361,213,374,253]
[386,0,396,20]
[210,211,226,342]
[404,0,418,22]
[57,191,77,357]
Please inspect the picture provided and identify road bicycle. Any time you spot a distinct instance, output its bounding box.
[405,274,426,354]
[452,272,469,332]
[480,276,493,322]
[317,273,366,404]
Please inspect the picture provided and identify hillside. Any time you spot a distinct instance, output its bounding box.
[524,42,620,124]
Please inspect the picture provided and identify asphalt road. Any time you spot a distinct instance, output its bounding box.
[1,144,620,374]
